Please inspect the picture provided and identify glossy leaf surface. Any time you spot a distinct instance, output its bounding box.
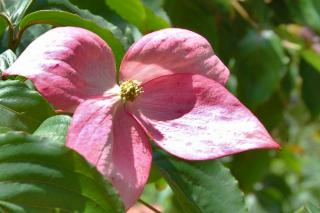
[0,80,54,133]
[19,10,125,65]
[0,132,124,212]
[33,115,71,145]
[154,150,247,213]
[0,49,16,73]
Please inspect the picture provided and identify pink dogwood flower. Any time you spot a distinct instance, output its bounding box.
[4,27,280,209]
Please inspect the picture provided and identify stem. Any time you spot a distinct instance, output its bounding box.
[231,0,258,29]
[9,0,35,51]
[0,12,15,50]
[138,199,162,213]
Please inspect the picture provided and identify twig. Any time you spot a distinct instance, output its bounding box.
[231,0,258,29]
[138,199,162,213]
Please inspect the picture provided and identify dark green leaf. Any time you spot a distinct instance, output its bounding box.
[202,0,233,12]
[154,150,247,213]
[235,30,287,108]
[230,151,272,192]
[68,0,127,27]
[283,0,320,33]
[164,0,218,46]
[300,59,320,117]
[255,92,285,131]
[255,175,290,213]
[0,132,124,212]
[0,80,54,133]
[0,13,8,38]
[0,49,16,73]
[241,0,272,24]
[19,10,125,66]
[33,115,71,145]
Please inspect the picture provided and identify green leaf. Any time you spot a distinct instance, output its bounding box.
[105,0,146,31]
[0,200,26,213]
[27,0,129,45]
[15,24,52,56]
[283,0,320,33]
[164,0,218,47]
[0,49,16,73]
[144,5,169,31]
[229,151,272,192]
[0,1,31,48]
[204,0,233,12]
[19,10,125,66]
[255,92,285,131]
[0,132,124,212]
[0,126,11,134]
[68,0,128,26]
[0,80,54,133]
[67,0,137,45]
[153,150,247,213]
[33,115,71,145]
[0,13,9,38]
[0,0,33,25]
[142,0,170,31]
[300,59,320,117]
[235,30,288,108]
[241,0,272,24]
[105,0,169,32]
[296,202,320,213]
[302,49,320,72]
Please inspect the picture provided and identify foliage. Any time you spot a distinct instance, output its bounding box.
[0,0,320,212]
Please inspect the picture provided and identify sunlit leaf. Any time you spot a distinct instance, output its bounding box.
[0,0,33,24]
[105,0,146,31]
[33,115,71,145]
[19,10,125,66]
[0,49,16,73]
[105,0,169,32]
[295,202,320,213]
[302,49,320,72]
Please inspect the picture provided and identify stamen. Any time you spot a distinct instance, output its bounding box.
[120,80,143,102]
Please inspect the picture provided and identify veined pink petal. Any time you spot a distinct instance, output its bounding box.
[67,98,152,209]
[120,28,229,84]
[129,74,279,160]
[66,97,119,165]
[4,27,116,112]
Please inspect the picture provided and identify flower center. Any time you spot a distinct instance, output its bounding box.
[119,80,143,102]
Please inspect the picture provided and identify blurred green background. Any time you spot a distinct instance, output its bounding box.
[165,1,320,212]
[1,0,320,212]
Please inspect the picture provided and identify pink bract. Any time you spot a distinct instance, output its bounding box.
[4,27,280,209]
